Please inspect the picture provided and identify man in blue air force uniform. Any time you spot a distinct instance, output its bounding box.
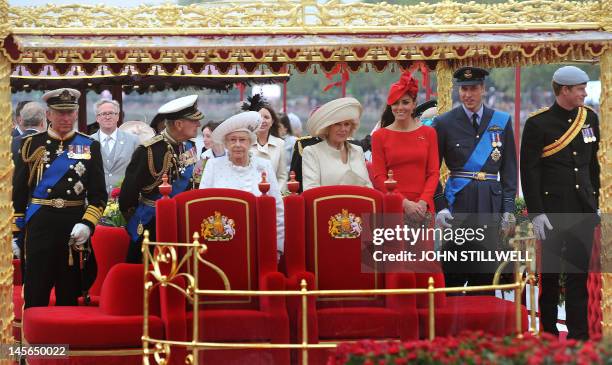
[12,88,107,308]
[433,67,517,291]
[119,95,202,263]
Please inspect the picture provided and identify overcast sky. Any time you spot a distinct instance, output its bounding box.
[10,0,172,6]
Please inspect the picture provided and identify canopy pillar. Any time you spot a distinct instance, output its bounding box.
[600,47,612,339]
[0,0,15,352]
[435,60,453,114]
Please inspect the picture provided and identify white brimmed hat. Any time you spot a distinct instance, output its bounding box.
[212,111,262,144]
[158,95,204,121]
[42,88,81,110]
[306,97,362,137]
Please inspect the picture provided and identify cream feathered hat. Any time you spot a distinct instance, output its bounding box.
[212,111,262,144]
[306,97,362,137]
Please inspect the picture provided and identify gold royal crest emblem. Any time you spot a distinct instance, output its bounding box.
[201,211,236,241]
[328,209,363,239]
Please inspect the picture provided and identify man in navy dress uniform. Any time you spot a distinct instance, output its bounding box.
[433,67,517,290]
[12,88,107,307]
[120,95,202,263]
[521,66,599,340]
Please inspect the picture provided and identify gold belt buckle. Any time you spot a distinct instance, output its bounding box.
[475,172,486,181]
[51,198,65,208]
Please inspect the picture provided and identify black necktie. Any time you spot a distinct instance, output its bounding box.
[471,113,479,133]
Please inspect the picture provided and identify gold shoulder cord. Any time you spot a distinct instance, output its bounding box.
[20,138,47,187]
[142,144,175,192]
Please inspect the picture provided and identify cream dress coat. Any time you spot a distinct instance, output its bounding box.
[302,140,372,191]
[251,134,287,190]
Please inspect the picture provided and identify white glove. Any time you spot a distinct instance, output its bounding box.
[435,208,454,228]
[501,212,516,236]
[12,238,20,258]
[70,223,91,245]
[532,214,553,240]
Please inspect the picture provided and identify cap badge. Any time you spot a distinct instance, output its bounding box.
[464,70,472,79]
[59,90,72,101]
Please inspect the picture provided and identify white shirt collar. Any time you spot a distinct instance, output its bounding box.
[100,128,118,141]
[462,104,484,124]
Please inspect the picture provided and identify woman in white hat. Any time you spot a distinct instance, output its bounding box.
[302,97,372,190]
[199,111,285,255]
[242,94,288,191]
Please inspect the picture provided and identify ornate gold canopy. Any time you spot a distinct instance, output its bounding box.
[0,0,611,355]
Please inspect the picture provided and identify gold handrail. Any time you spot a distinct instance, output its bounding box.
[143,227,533,364]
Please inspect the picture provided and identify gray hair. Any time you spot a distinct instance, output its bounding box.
[20,102,46,128]
[94,99,120,114]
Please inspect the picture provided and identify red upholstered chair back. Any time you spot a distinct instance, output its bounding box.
[90,226,130,296]
[158,188,277,311]
[301,185,385,308]
[100,263,160,316]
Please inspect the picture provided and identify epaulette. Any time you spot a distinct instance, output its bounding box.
[583,105,597,113]
[296,135,320,156]
[22,130,46,140]
[142,134,164,147]
[528,107,549,118]
[76,131,95,140]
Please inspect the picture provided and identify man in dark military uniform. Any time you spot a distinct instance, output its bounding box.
[433,67,517,291]
[120,95,202,263]
[12,88,107,308]
[521,66,599,340]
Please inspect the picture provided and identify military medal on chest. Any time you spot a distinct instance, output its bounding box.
[489,126,503,162]
[68,144,92,160]
[581,125,596,143]
[178,146,198,174]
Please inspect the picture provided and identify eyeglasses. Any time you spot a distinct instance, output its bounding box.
[97,112,118,117]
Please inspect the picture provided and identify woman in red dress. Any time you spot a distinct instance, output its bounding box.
[371,71,440,228]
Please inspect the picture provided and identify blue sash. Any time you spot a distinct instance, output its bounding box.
[444,111,509,211]
[126,141,195,242]
[25,134,92,223]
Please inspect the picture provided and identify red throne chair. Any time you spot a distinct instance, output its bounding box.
[284,185,419,364]
[13,225,129,342]
[155,187,289,365]
[23,263,163,365]
[414,270,528,338]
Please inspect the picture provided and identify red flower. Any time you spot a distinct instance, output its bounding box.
[111,187,121,199]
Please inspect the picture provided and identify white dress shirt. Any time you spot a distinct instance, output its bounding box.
[99,129,118,152]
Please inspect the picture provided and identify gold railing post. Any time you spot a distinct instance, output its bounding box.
[0,0,14,358]
[192,232,202,365]
[142,231,150,363]
[427,276,435,341]
[300,279,309,365]
[599,46,612,339]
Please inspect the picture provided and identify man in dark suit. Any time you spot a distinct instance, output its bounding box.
[433,67,517,290]
[11,102,47,167]
[521,66,599,340]
[11,100,32,138]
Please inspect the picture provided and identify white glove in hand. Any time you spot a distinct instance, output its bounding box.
[435,208,454,228]
[532,214,553,240]
[501,212,517,236]
[12,238,20,258]
[71,223,91,245]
